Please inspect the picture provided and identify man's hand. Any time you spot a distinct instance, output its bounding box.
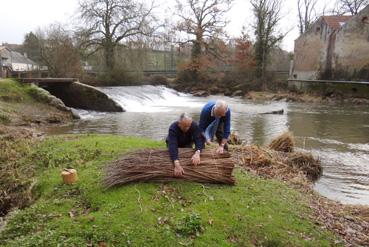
[174,160,184,177]
[216,144,224,154]
[191,151,201,166]
[206,139,212,145]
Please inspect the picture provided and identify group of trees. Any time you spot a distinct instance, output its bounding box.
[19,0,369,85]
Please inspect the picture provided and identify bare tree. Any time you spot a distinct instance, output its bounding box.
[175,0,233,61]
[335,0,369,15]
[297,0,318,34]
[77,0,156,72]
[251,0,286,79]
[31,24,82,78]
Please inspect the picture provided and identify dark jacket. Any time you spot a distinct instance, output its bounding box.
[167,121,203,161]
[199,101,231,139]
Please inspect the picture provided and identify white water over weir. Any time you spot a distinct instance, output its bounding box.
[99,85,203,112]
[57,85,369,205]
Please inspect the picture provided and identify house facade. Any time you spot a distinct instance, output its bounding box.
[292,5,369,81]
[0,46,39,78]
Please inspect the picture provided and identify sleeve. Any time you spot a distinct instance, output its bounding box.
[192,122,204,151]
[223,109,231,139]
[167,128,179,161]
[198,105,208,133]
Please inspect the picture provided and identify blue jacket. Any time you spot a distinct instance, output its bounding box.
[167,121,203,161]
[199,101,231,139]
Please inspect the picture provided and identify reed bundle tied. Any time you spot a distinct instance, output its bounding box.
[103,148,235,188]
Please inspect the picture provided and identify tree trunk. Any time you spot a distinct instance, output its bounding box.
[104,42,115,72]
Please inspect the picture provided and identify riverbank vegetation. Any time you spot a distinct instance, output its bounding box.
[0,79,73,126]
[1,131,368,246]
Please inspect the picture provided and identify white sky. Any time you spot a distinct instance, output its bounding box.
[0,0,335,52]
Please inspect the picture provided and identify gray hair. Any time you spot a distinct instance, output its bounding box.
[215,100,228,111]
[179,112,192,121]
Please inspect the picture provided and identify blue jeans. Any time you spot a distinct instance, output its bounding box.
[204,118,220,141]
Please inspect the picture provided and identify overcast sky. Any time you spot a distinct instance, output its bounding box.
[0,0,335,52]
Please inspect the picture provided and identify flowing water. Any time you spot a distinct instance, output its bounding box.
[46,85,369,205]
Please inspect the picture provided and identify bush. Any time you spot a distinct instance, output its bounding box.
[148,75,168,85]
[175,213,203,237]
[96,69,142,86]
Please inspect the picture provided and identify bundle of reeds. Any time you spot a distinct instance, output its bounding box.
[268,132,295,152]
[235,145,272,168]
[234,144,322,182]
[103,148,235,188]
[287,152,322,181]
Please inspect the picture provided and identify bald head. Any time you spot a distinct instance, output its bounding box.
[214,100,228,117]
[178,113,192,132]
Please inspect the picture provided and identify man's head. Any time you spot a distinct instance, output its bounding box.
[214,100,228,118]
[177,113,192,132]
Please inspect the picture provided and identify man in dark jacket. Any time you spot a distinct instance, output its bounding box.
[166,113,203,177]
[199,100,231,154]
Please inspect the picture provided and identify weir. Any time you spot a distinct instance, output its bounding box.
[18,78,124,112]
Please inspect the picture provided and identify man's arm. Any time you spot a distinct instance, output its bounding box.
[168,129,179,162]
[216,110,231,154]
[192,122,204,152]
[223,109,231,140]
[198,106,207,134]
[168,128,184,177]
[191,122,203,165]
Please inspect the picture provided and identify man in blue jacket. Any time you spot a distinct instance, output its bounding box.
[166,113,203,177]
[199,100,231,154]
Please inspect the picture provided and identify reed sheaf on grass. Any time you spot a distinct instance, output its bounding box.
[233,132,322,183]
[103,148,235,188]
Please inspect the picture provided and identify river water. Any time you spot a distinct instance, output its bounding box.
[46,85,369,205]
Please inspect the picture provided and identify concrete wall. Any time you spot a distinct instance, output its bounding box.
[293,18,332,80]
[334,5,369,80]
[43,82,124,112]
[288,80,369,98]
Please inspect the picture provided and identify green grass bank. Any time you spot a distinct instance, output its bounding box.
[0,79,72,126]
[0,134,341,246]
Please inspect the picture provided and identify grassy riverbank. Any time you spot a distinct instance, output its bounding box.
[0,79,73,126]
[0,134,342,246]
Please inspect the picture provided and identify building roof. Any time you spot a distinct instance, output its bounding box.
[322,16,352,30]
[0,46,37,65]
[10,50,37,65]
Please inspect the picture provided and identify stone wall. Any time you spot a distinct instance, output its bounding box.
[334,6,369,80]
[293,18,331,80]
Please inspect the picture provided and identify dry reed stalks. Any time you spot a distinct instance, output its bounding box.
[268,132,294,152]
[233,144,322,183]
[103,148,235,188]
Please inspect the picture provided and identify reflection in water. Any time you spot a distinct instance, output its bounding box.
[46,86,369,205]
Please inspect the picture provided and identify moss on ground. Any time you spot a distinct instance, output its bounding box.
[0,134,342,246]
